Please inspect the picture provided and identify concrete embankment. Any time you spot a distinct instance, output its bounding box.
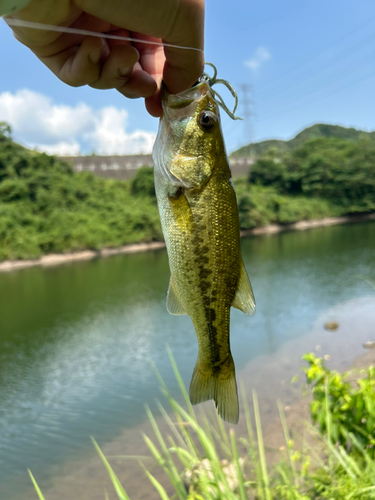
[1,213,374,273]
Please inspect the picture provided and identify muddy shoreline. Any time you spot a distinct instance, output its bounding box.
[1,213,374,273]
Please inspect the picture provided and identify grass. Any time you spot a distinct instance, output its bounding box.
[28,351,375,499]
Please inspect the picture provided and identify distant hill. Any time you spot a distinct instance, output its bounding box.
[231,124,375,157]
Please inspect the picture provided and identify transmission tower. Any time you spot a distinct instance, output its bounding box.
[238,84,254,155]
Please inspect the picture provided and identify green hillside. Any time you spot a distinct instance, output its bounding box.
[0,123,162,261]
[1,121,374,261]
[231,123,375,157]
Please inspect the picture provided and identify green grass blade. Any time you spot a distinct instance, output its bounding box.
[240,381,263,500]
[359,275,375,290]
[143,433,185,499]
[200,408,217,453]
[156,400,189,451]
[347,486,375,499]
[325,439,356,480]
[28,470,46,500]
[230,428,246,500]
[168,439,195,468]
[153,364,199,459]
[167,400,237,499]
[141,463,171,500]
[277,400,297,485]
[253,391,272,500]
[145,405,186,499]
[324,382,332,445]
[91,438,131,500]
[275,464,293,491]
[212,403,231,453]
[337,445,361,477]
[107,455,152,460]
[167,346,196,419]
[203,405,231,458]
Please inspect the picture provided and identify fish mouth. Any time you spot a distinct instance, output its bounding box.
[161,80,213,111]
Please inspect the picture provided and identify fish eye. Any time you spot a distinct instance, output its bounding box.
[198,111,216,131]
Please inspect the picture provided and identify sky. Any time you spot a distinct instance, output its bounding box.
[1,0,375,156]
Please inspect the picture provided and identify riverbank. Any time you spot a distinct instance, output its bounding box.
[0,212,374,273]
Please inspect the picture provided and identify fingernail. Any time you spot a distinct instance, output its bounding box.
[127,94,141,99]
[118,66,132,78]
[89,39,109,65]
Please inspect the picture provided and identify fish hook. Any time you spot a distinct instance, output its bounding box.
[199,62,243,121]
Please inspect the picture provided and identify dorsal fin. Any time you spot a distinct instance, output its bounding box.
[166,278,187,315]
[231,261,256,316]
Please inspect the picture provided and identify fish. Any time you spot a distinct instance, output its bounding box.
[152,78,255,424]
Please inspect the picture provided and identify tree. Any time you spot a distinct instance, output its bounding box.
[0,122,12,139]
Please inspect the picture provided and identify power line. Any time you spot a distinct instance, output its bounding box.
[258,30,375,106]
[260,13,375,92]
[238,84,254,151]
[259,65,375,122]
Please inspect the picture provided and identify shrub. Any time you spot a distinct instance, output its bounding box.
[303,353,375,454]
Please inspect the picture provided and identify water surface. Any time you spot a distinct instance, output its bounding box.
[0,221,374,498]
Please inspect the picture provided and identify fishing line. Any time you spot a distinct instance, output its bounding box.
[4,18,204,53]
[4,20,241,121]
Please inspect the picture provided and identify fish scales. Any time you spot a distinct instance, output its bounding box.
[153,80,255,424]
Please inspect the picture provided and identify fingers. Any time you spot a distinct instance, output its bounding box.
[9,0,206,115]
[162,48,204,95]
[133,35,164,113]
[145,89,163,118]
[38,35,109,87]
[89,43,138,90]
[38,33,157,98]
[162,0,205,94]
[115,62,156,98]
[76,0,205,94]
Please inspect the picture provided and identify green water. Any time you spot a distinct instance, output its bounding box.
[0,222,374,498]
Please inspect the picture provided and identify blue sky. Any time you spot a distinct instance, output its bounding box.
[1,0,375,155]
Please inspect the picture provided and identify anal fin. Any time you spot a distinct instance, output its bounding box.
[166,277,187,315]
[232,260,256,316]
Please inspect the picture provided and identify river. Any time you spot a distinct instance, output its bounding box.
[0,221,374,499]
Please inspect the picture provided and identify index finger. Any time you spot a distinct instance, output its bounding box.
[161,0,205,93]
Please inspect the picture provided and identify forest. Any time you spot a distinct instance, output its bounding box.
[1,121,374,260]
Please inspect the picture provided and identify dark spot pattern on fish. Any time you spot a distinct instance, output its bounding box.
[199,280,210,293]
[198,267,212,280]
[190,219,222,367]
[209,308,216,322]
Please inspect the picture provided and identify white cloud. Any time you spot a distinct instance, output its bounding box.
[245,46,271,73]
[33,141,82,156]
[84,107,156,155]
[0,90,156,156]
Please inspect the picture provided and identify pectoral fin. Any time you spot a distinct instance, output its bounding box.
[232,261,256,316]
[166,278,187,315]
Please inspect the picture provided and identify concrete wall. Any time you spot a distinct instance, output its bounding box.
[60,154,253,180]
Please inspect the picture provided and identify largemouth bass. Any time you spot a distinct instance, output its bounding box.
[152,78,255,424]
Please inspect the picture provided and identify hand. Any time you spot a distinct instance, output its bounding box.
[5,0,205,116]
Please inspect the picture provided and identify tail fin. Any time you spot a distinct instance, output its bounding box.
[189,354,239,424]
